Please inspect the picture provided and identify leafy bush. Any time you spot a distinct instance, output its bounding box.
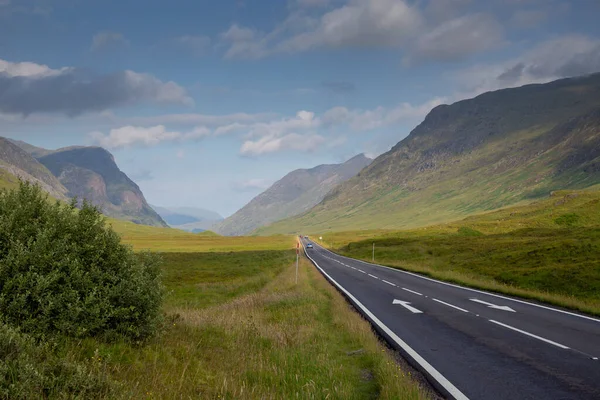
[457,227,484,237]
[0,322,114,399]
[0,181,163,340]
[554,213,581,227]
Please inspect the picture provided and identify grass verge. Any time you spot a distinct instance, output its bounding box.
[62,250,428,399]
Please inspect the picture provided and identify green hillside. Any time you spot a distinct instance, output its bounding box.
[258,74,600,235]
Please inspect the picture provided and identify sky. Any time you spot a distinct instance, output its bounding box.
[1,0,600,217]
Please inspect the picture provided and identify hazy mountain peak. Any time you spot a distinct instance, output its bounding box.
[213,154,372,236]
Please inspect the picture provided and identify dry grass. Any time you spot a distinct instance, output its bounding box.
[65,250,428,399]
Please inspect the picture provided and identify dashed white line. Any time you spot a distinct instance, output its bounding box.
[358,269,367,274]
[382,280,397,287]
[489,320,570,349]
[402,288,423,296]
[302,244,469,400]
[433,299,470,313]
[368,274,379,279]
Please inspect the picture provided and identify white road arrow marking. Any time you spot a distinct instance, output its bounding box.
[393,299,423,314]
[470,298,516,312]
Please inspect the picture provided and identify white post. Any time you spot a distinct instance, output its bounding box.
[372,242,375,262]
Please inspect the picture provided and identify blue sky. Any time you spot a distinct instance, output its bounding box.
[1,0,600,216]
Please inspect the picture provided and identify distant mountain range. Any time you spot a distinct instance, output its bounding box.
[151,205,223,232]
[1,138,167,227]
[213,154,372,236]
[258,73,600,234]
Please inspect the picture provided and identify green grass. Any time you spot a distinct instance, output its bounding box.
[312,189,600,316]
[60,248,427,399]
[109,218,293,252]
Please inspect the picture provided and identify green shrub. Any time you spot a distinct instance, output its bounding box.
[457,227,484,237]
[554,213,581,227]
[0,322,114,399]
[0,181,163,340]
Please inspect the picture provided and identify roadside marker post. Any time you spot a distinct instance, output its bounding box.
[372,243,375,262]
[296,242,299,284]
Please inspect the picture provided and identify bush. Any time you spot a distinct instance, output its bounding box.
[457,227,484,237]
[0,181,163,341]
[0,322,114,399]
[554,213,581,227]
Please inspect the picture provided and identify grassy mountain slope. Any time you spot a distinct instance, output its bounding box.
[0,137,68,199]
[214,154,372,236]
[36,146,167,227]
[259,74,600,235]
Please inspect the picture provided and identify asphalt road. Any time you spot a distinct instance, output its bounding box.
[300,238,600,400]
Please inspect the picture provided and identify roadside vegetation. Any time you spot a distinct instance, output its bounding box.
[0,182,427,399]
[314,189,600,316]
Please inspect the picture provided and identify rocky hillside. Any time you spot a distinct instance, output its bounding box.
[36,146,167,227]
[0,138,68,199]
[258,73,600,234]
[8,141,167,227]
[214,154,372,236]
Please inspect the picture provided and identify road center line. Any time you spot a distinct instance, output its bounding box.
[382,280,397,287]
[368,274,379,279]
[433,299,470,313]
[402,288,423,296]
[489,320,570,350]
[358,269,367,274]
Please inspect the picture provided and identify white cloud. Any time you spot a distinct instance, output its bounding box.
[240,133,325,156]
[87,96,445,153]
[404,13,504,64]
[0,58,193,116]
[322,97,446,131]
[454,35,600,96]
[91,31,129,51]
[218,0,503,63]
[124,112,276,127]
[220,0,423,59]
[244,110,319,139]
[89,124,210,149]
[0,59,69,77]
[90,125,182,149]
[176,150,185,159]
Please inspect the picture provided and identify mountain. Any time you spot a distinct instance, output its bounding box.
[257,73,600,234]
[0,137,69,199]
[10,142,167,227]
[151,205,223,231]
[214,154,372,236]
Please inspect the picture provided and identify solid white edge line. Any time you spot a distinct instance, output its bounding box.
[402,287,423,296]
[433,299,470,313]
[382,280,397,287]
[301,241,470,400]
[489,320,570,350]
[316,244,600,324]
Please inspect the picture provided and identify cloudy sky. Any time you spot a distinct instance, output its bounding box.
[1,0,599,216]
